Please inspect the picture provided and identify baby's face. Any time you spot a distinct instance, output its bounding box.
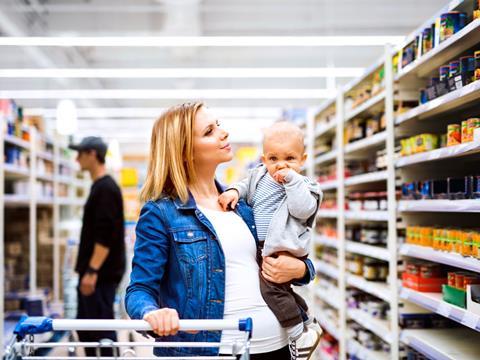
[261,135,307,177]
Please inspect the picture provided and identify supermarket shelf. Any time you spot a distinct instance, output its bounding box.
[347,274,391,302]
[315,235,339,249]
[315,121,336,139]
[401,328,480,360]
[4,134,30,149]
[4,194,30,206]
[396,141,480,168]
[343,56,384,94]
[345,91,385,122]
[347,338,389,360]
[345,210,389,222]
[37,197,54,206]
[58,197,86,206]
[57,175,74,185]
[4,163,29,179]
[346,241,391,262]
[318,180,339,191]
[395,79,480,126]
[400,244,480,274]
[344,131,387,155]
[315,260,339,280]
[347,308,392,344]
[400,287,480,332]
[398,200,480,213]
[315,150,337,165]
[396,18,480,81]
[317,209,339,219]
[37,173,54,182]
[345,170,388,187]
[315,98,336,117]
[315,310,340,340]
[37,151,54,162]
[315,287,341,310]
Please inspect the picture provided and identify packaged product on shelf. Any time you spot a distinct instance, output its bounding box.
[439,11,467,43]
[422,27,433,54]
[447,124,461,146]
[402,40,417,68]
[365,118,380,137]
[475,0,480,20]
[460,55,475,85]
[467,118,480,142]
[448,59,465,91]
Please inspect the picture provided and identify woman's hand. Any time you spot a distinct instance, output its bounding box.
[143,308,180,337]
[261,251,307,284]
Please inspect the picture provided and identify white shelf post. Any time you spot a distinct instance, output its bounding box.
[29,127,37,295]
[53,136,60,302]
[385,43,399,360]
[336,90,347,360]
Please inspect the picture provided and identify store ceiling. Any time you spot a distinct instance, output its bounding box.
[0,0,446,153]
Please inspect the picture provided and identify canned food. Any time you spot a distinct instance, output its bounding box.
[475,51,480,81]
[460,56,475,84]
[467,118,480,143]
[447,124,461,146]
[448,272,457,287]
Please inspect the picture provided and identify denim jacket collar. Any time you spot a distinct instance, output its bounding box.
[173,179,226,210]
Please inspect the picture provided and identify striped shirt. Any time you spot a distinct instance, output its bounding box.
[252,172,286,241]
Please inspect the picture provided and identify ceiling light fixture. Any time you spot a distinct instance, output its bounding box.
[0,89,336,99]
[0,67,364,78]
[0,36,405,47]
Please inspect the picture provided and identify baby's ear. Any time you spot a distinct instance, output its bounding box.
[301,153,307,164]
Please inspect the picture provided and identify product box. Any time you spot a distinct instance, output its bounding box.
[442,284,466,308]
[402,272,446,292]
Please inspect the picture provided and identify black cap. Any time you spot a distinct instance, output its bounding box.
[69,136,108,158]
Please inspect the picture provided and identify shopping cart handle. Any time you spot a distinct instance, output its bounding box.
[14,315,53,339]
[13,316,253,338]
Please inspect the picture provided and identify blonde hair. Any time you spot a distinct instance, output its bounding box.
[140,102,204,203]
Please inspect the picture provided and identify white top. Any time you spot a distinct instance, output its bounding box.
[198,206,288,354]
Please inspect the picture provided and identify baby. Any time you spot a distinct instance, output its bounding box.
[218,121,323,360]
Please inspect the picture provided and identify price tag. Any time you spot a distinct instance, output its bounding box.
[462,313,480,330]
[437,302,451,317]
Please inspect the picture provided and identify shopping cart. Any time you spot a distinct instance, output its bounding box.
[5,316,253,360]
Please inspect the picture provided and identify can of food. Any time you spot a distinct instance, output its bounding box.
[462,121,469,143]
[475,0,480,20]
[422,27,432,53]
[420,264,442,278]
[447,124,461,146]
[439,65,450,81]
[448,272,457,287]
[455,273,465,289]
[467,118,480,142]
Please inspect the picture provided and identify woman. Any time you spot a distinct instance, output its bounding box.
[125,102,315,359]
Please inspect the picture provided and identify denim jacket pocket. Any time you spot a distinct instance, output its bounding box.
[172,229,208,301]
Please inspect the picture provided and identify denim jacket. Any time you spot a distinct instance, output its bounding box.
[125,182,315,357]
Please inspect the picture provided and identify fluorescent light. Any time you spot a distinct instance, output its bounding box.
[0,67,364,78]
[56,99,78,135]
[0,89,336,99]
[0,36,405,47]
[25,107,285,118]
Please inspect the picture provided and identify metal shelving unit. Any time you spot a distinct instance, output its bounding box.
[0,123,87,354]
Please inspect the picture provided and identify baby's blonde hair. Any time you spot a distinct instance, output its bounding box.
[263,121,305,151]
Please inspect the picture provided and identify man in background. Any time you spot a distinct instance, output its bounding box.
[69,136,125,356]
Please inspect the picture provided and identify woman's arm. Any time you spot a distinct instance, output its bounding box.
[261,251,315,285]
[125,202,170,320]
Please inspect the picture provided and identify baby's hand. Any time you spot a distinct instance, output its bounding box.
[273,169,291,184]
[218,189,239,211]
